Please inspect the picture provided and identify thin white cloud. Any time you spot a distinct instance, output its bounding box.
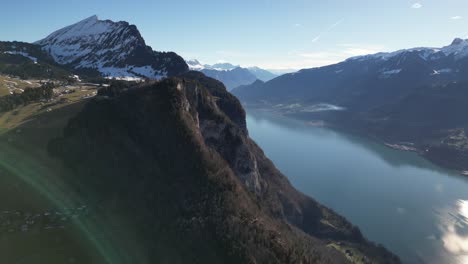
[197,44,385,71]
[327,19,345,31]
[285,44,386,69]
[294,23,302,27]
[343,47,385,56]
[311,18,344,43]
[451,16,463,20]
[344,48,378,56]
[411,2,422,9]
[246,50,342,70]
[337,44,386,56]
[312,36,321,43]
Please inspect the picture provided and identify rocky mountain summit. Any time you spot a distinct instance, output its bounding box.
[36,15,188,79]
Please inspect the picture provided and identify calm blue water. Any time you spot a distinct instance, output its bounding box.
[246,110,468,264]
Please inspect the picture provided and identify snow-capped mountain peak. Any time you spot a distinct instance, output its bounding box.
[186,60,243,71]
[451,38,464,45]
[36,16,144,68]
[186,59,206,70]
[210,62,238,71]
[38,15,103,44]
[349,38,468,62]
[185,59,278,89]
[440,38,468,58]
[36,16,188,79]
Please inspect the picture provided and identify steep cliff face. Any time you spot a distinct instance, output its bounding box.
[48,74,399,263]
[36,16,188,79]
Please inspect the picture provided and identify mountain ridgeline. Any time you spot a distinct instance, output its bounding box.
[47,72,398,263]
[35,15,188,79]
[233,38,468,110]
[0,16,188,81]
[233,38,468,171]
[201,67,257,90]
[0,41,75,80]
[186,60,277,90]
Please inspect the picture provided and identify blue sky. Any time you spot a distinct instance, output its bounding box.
[1,0,468,69]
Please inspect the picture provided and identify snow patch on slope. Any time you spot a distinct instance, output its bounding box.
[186,59,206,70]
[431,68,453,75]
[100,65,166,80]
[4,51,38,64]
[380,69,402,78]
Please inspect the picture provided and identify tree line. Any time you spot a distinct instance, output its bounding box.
[0,83,54,112]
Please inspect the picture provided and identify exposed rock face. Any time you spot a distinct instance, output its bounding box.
[178,72,263,194]
[48,73,399,263]
[196,92,263,194]
[36,15,188,79]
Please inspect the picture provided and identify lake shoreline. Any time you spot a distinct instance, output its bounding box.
[245,106,468,177]
[246,109,468,264]
[315,121,468,177]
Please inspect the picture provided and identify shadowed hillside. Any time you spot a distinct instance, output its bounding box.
[46,73,399,263]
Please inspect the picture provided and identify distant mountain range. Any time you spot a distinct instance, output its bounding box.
[186,59,277,90]
[246,66,279,82]
[233,38,468,172]
[234,38,468,109]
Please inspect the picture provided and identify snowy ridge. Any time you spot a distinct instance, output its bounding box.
[185,59,277,82]
[186,60,239,71]
[348,38,468,62]
[38,16,111,45]
[4,51,38,64]
[100,65,165,80]
[36,15,136,66]
[186,59,206,70]
[35,16,188,79]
